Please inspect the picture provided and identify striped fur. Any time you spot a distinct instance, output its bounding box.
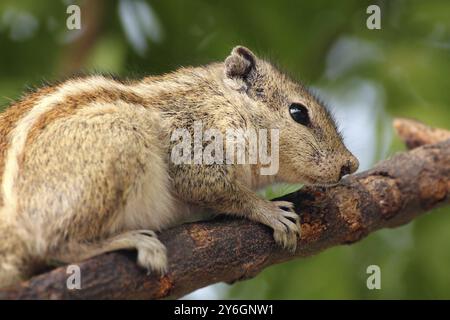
[0,46,358,287]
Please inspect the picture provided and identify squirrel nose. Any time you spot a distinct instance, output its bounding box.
[339,164,351,179]
[339,156,359,179]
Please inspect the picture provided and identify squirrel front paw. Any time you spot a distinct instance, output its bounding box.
[259,201,301,252]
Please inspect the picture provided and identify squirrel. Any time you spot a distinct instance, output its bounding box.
[0,46,358,287]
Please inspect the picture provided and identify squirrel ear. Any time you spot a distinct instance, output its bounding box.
[224,46,256,79]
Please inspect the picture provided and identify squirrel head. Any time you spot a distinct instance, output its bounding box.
[223,46,359,185]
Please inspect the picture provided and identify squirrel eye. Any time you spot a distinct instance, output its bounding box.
[289,103,310,126]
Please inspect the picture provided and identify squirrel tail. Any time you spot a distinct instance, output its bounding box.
[0,218,29,288]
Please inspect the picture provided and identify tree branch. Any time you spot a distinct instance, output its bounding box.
[394,117,450,149]
[0,119,449,299]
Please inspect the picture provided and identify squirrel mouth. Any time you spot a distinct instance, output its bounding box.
[302,175,340,187]
[288,169,341,187]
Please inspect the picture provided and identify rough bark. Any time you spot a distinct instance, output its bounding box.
[394,118,450,149]
[0,119,449,299]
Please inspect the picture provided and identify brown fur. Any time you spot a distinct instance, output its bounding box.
[0,86,56,206]
[0,46,358,287]
[26,85,147,146]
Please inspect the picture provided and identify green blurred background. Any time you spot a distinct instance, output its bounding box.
[1,0,449,299]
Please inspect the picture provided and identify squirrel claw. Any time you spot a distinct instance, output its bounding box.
[260,201,301,252]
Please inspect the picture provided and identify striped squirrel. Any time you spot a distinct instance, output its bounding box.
[0,46,358,287]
